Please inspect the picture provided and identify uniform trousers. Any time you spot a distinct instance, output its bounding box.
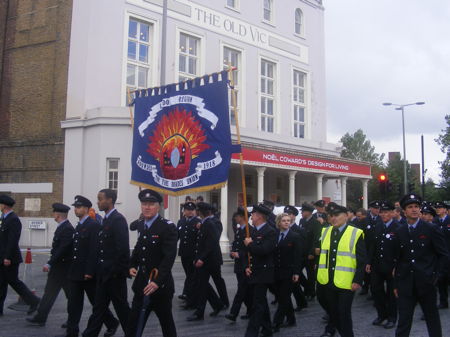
[317,283,355,337]
[396,280,442,337]
[0,264,40,312]
[245,283,272,337]
[210,265,229,307]
[273,278,295,325]
[437,273,448,306]
[229,271,252,317]
[370,269,397,322]
[316,284,336,335]
[292,280,307,308]
[66,279,118,336]
[82,277,130,337]
[305,259,317,297]
[180,255,195,299]
[34,266,70,322]
[126,287,177,337]
[193,265,224,317]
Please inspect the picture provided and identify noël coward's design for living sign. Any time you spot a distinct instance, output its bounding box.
[131,71,237,196]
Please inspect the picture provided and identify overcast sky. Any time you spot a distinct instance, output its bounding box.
[324,0,450,183]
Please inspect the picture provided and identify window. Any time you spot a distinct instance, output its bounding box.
[178,33,200,82]
[223,47,241,125]
[226,0,238,9]
[293,70,306,138]
[127,19,152,96]
[295,8,303,35]
[260,59,276,133]
[263,0,273,22]
[107,159,119,192]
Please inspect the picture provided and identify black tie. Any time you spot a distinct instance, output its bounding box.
[279,232,285,242]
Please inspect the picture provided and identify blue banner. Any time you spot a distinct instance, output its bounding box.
[131,71,237,196]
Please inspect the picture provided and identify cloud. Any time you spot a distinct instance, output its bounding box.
[325,0,450,182]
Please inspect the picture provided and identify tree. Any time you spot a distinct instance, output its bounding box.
[340,129,385,209]
[340,129,385,166]
[435,115,450,200]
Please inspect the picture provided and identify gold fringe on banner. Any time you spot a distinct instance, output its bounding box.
[130,180,227,197]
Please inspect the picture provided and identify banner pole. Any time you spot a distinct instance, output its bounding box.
[128,88,141,192]
[227,64,251,268]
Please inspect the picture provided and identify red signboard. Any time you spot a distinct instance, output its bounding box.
[231,148,371,176]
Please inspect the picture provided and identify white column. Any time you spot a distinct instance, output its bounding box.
[316,174,324,201]
[256,167,266,203]
[288,171,297,205]
[220,183,229,253]
[362,178,369,210]
[340,176,348,207]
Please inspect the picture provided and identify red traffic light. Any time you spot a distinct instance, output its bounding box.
[378,174,387,182]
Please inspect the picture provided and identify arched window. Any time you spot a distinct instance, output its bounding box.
[295,8,303,35]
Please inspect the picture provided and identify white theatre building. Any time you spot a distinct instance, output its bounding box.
[62,0,371,250]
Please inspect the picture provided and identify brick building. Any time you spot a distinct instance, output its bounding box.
[0,0,72,244]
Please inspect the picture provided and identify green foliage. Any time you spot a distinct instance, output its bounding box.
[435,115,450,199]
[340,129,385,166]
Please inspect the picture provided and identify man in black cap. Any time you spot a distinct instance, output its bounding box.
[27,203,74,326]
[63,196,119,337]
[313,200,328,224]
[433,201,450,309]
[226,207,253,322]
[284,205,308,310]
[0,195,40,316]
[316,203,366,337]
[421,205,437,223]
[243,203,277,337]
[393,194,449,337]
[366,201,400,329]
[187,202,227,321]
[126,189,178,337]
[176,201,200,305]
[83,189,130,337]
[300,203,322,300]
[262,200,276,228]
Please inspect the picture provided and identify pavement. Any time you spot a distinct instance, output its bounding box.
[1,252,448,337]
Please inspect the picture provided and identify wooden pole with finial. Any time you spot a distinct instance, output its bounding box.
[227,64,251,268]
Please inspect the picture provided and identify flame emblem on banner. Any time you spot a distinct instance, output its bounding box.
[147,108,210,180]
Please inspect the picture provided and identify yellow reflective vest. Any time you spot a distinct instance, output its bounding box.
[317,225,363,290]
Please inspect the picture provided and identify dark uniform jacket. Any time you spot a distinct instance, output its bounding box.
[300,216,322,256]
[0,211,23,264]
[368,219,400,273]
[97,209,130,282]
[244,223,277,284]
[177,216,200,258]
[194,216,222,266]
[274,229,302,280]
[48,220,74,268]
[433,215,450,249]
[231,224,252,274]
[130,216,178,294]
[68,217,100,281]
[393,219,449,290]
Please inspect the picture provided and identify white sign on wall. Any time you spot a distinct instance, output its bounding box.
[24,198,41,212]
[29,220,47,230]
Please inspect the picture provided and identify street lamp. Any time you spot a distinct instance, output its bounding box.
[382,101,425,195]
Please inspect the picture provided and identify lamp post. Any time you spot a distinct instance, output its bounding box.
[382,102,425,195]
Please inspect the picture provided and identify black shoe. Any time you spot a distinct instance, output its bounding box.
[180,304,194,310]
[61,322,67,329]
[320,332,335,337]
[27,300,40,315]
[294,305,306,312]
[272,324,281,333]
[104,319,119,337]
[282,320,296,328]
[261,330,273,337]
[384,321,396,329]
[224,313,236,322]
[178,294,187,300]
[186,314,203,321]
[240,314,249,320]
[438,303,448,309]
[322,314,329,321]
[209,305,224,317]
[372,317,386,326]
[26,317,46,326]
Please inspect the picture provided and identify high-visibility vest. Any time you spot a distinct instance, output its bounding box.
[317,225,363,290]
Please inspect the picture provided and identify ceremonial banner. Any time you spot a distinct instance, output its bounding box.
[131,71,237,196]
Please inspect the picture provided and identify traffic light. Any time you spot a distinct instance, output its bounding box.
[378,173,388,197]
